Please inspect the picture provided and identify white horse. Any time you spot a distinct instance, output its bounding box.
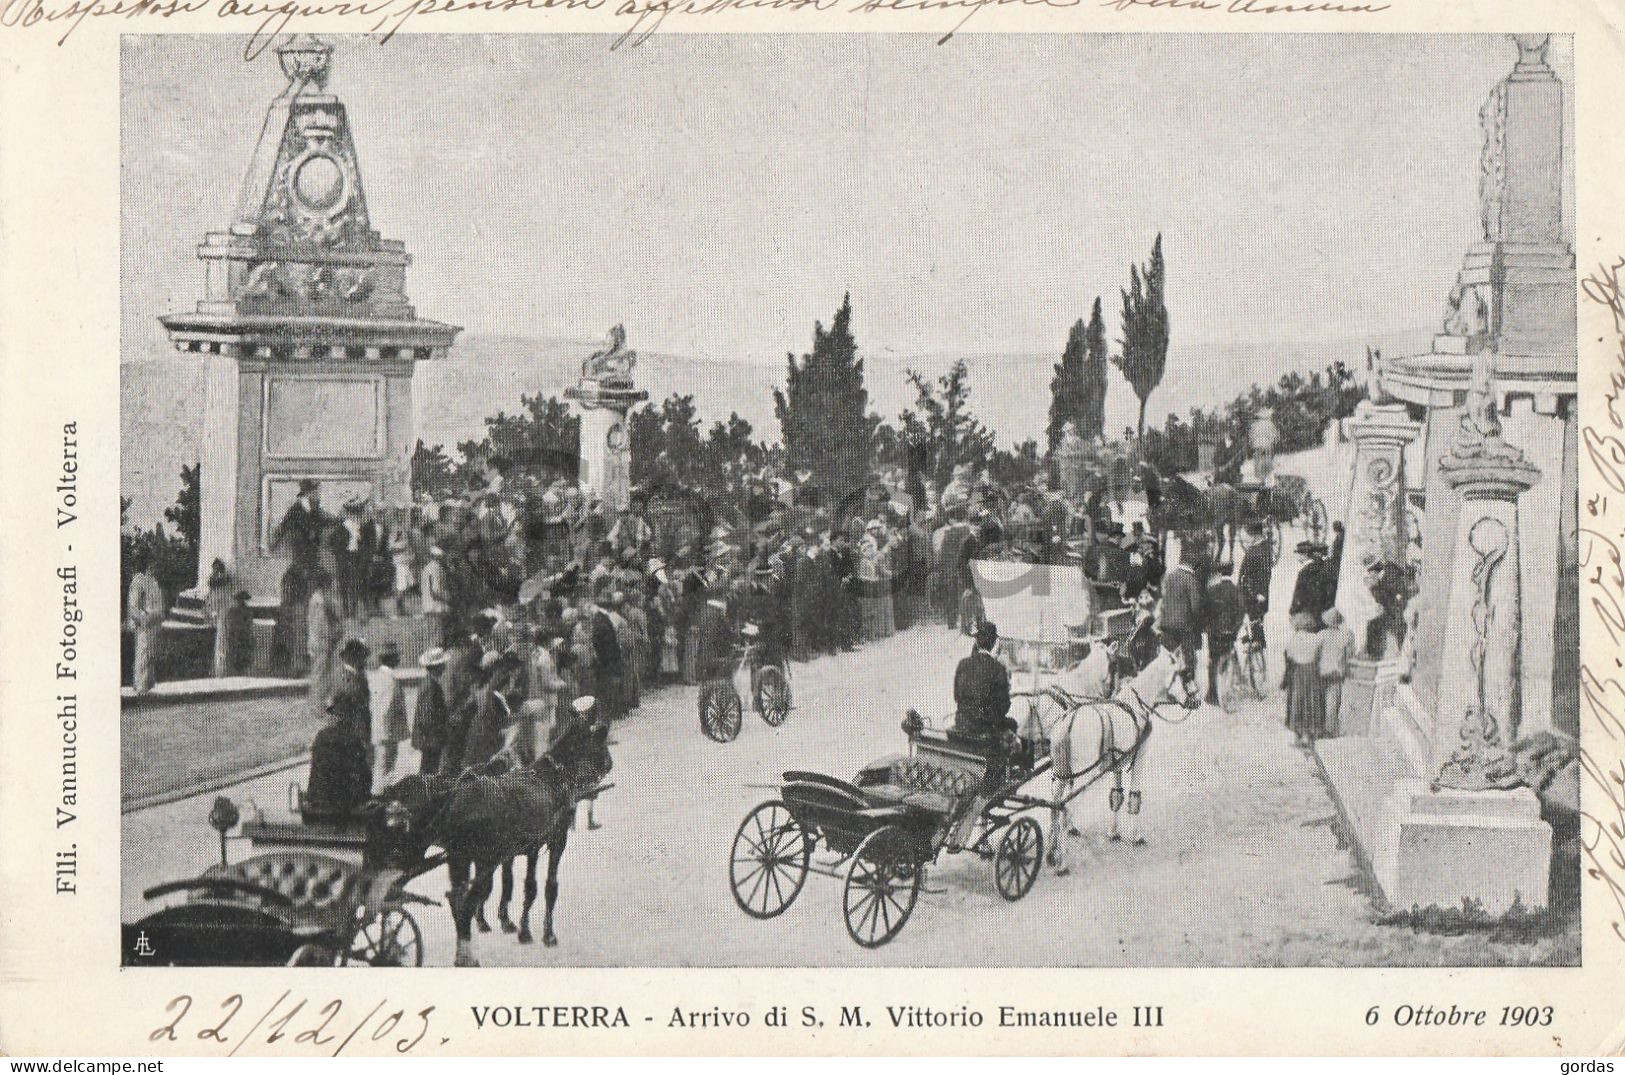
[1020,643,1200,874]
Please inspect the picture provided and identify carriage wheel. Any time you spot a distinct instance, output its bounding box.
[842,826,922,948]
[336,905,423,967]
[700,682,742,743]
[729,801,811,919]
[756,666,791,727]
[994,817,1043,901]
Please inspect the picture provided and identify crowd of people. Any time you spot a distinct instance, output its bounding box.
[181,449,1420,814]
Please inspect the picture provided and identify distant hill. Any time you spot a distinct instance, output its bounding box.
[120,327,1428,528]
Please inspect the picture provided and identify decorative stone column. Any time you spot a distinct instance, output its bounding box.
[1370,353,1552,915]
[565,326,648,513]
[1334,398,1421,658]
[1430,357,1540,788]
[1315,34,1568,918]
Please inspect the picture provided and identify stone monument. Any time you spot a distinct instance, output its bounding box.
[1317,35,1575,915]
[565,325,648,512]
[159,36,459,603]
[1381,33,1578,746]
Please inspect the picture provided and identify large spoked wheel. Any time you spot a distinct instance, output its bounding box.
[700,681,742,743]
[842,826,922,948]
[729,800,811,919]
[994,817,1043,902]
[336,905,423,967]
[756,666,791,727]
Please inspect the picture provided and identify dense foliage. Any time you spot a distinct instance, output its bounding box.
[120,465,199,615]
[1047,298,1110,448]
[772,293,878,506]
[1134,360,1367,476]
[1114,234,1169,442]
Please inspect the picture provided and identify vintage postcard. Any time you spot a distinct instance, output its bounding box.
[2,2,1624,1057]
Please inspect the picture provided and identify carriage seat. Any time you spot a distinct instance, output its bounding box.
[856,738,987,819]
[202,853,361,933]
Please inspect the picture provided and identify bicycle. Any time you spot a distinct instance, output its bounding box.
[698,624,794,743]
[1213,613,1269,713]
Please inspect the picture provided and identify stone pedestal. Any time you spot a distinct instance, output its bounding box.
[158,37,458,602]
[1334,401,1420,654]
[1375,780,1551,914]
[566,380,646,513]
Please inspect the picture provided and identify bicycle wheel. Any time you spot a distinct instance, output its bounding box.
[1243,645,1268,698]
[756,665,791,727]
[700,681,743,742]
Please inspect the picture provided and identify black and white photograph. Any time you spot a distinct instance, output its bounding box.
[117,31,1581,971]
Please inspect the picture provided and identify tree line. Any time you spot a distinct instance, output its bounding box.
[126,231,1367,605]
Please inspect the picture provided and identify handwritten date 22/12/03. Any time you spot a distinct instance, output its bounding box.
[149,992,443,1056]
[1579,255,1625,945]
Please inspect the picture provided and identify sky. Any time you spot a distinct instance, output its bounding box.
[121,33,1576,371]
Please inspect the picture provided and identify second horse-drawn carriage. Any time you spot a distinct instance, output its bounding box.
[125,703,617,969]
[122,791,442,967]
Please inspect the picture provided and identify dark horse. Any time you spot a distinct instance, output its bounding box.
[366,717,613,967]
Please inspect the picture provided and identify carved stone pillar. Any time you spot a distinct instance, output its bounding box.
[575,402,639,513]
[1334,400,1420,658]
[565,328,648,514]
[1430,382,1541,789]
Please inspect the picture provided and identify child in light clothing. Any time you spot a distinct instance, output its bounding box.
[1318,609,1358,736]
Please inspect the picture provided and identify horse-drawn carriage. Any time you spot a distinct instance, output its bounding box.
[727,642,1198,948]
[728,715,1054,948]
[1157,469,1326,567]
[122,794,440,967]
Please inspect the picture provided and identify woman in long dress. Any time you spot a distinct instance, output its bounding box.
[1281,610,1326,746]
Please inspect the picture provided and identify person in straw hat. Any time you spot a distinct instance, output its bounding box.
[412,646,451,774]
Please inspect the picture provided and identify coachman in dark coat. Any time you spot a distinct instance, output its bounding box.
[952,621,1015,788]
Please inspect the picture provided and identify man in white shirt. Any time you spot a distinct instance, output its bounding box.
[367,643,408,791]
